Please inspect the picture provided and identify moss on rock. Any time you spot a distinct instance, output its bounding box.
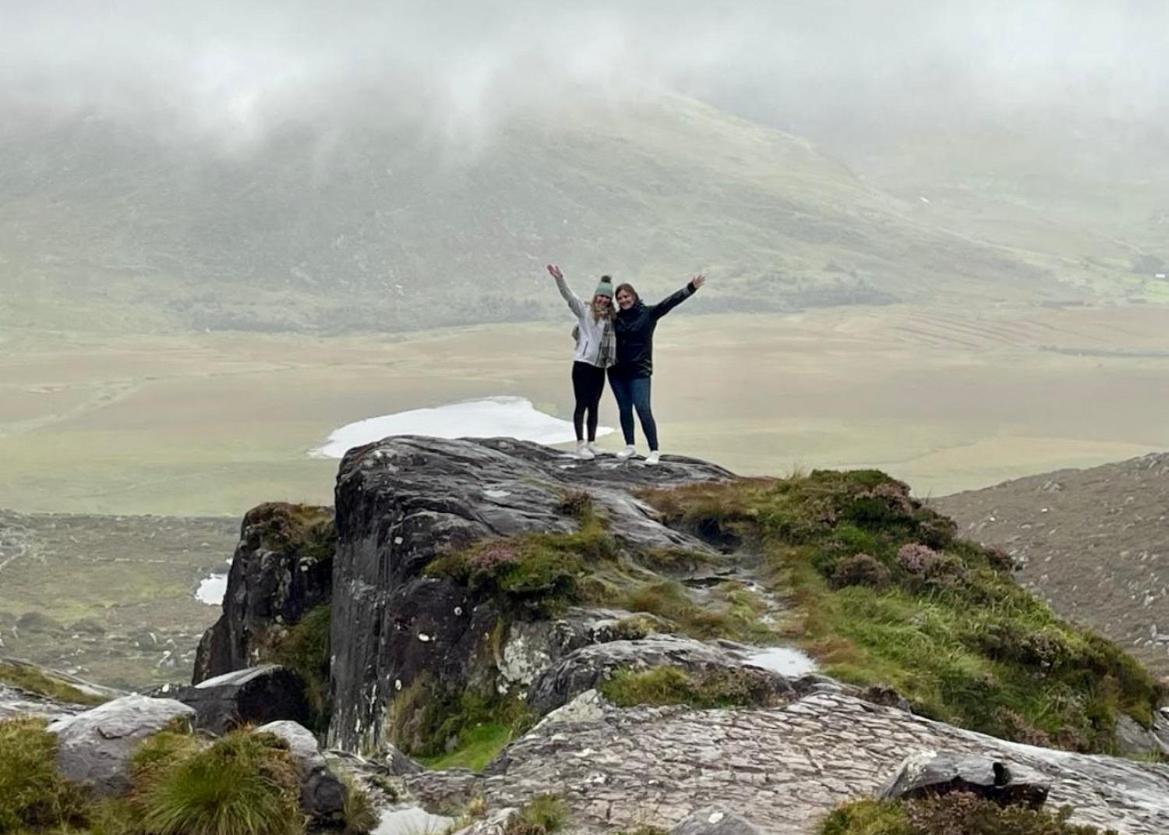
[600,665,782,710]
[820,793,1113,835]
[243,502,335,562]
[269,604,331,732]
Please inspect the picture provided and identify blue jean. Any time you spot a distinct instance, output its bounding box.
[607,371,659,451]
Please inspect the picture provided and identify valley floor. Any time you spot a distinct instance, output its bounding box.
[3,303,1168,517]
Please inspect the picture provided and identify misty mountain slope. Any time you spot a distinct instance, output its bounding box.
[0,96,1089,333]
[934,452,1169,675]
[839,118,1169,302]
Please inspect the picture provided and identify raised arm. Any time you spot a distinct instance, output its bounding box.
[547,264,585,318]
[652,274,706,319]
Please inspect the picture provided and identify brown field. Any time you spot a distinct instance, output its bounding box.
[2,304,1169,517]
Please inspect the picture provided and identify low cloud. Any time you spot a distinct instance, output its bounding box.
[3,0,1167,152]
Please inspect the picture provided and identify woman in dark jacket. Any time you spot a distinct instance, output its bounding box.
[609,274,705,464]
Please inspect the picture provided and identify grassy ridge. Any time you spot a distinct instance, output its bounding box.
[642,471,1161,753]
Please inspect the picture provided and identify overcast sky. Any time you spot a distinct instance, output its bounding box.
[4,1,1167,150]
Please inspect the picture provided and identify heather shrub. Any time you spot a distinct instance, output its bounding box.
[830,553,891,589]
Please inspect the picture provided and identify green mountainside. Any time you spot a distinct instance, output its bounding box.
[1,96,1138,335]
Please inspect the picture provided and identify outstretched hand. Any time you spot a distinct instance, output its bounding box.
[546,264,564,280]
[692,274,706,289]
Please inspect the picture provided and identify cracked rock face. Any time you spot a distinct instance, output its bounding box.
[327,436,730,752]
[404,691,1169,835]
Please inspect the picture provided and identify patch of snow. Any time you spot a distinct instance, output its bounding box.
[195,573,228,606]
[484,489,511,499]
[374,807,454,835]
[312,396,612,459]
[744,646,818,677]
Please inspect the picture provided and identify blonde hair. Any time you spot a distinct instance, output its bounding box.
[591,296,615,321]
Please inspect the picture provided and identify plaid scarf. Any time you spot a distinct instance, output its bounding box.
[597,317,616,368]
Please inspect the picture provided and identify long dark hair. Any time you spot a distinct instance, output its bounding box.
[615,282,639,305]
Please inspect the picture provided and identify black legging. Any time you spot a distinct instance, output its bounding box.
[571,361,606,442]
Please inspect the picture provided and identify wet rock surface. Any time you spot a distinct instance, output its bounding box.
[328,436,731,752]
[401,691,1169,835]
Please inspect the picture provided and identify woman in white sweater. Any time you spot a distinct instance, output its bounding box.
[546,264,616,459]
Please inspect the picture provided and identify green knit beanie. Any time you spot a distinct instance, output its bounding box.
[594,276,614,299]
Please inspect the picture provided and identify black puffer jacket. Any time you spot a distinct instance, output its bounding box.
[611,281,697,378]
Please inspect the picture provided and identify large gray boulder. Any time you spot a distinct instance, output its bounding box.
[175,664,311,734]
[328,436,730,752]
[47,695,195,795]
[193,502,334,683]
[255,720,345,822]
[878,751,1052,808]
[1115,712,1169,758]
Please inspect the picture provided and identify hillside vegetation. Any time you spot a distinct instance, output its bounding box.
[0,96,1129,334]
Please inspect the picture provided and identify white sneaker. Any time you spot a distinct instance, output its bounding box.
[587,441,603,456]
[645,450,661,466]
[615,445,636,460]
[575,441,595,460]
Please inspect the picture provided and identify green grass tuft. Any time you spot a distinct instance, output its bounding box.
[643,471,1162,753]
[420,722,516,771]
[505,794,568,835]
[135,730,303,835]
[0,717,91,832]
[340,773,379,835]
[600,665,780,709]
[391,673,534,768]
[819,793,1114,835]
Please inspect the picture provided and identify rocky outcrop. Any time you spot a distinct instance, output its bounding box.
[1115,711,1169,758]
[193,503,334,683]
[256,720,346,823]
[878,751,1051,808]
[176,664,311,733]
[328,436,730,752]
[402,691,1169,835]
[47,695,195,795]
